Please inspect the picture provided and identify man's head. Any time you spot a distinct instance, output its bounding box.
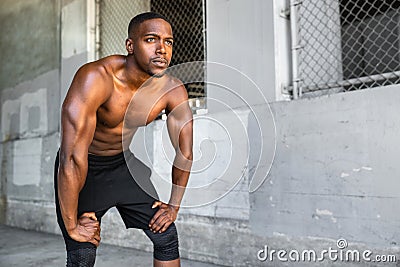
[128,12,171,38]
[126,12,173,77]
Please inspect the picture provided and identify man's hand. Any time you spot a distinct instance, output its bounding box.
[67,212,101,247]
[149,201,179,233]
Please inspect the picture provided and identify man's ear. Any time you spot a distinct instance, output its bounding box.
[126,38,134,54]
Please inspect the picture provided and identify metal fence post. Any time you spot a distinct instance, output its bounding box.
[290,0,302,99]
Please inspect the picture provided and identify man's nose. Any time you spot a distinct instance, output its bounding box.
[156,41,166,54]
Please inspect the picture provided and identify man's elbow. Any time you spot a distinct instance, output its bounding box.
[58,151,86,179]
[180,148,193,161]
[174,148,193,171]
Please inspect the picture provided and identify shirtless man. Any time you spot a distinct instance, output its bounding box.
[54,12,193,267]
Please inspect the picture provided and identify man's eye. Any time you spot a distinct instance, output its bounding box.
[146,38,155,42]
[165,41,173,46]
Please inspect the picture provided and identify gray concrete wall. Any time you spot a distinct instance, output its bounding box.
[0,0,61,226]
[207,0,277,103]
[251,85,400,246]
[0,70,61,230]
[0,0,92,233]
[61,0,89,104]
[250,84,400,262]
[0,0,60,91]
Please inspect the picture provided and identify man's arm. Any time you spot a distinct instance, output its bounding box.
[58,64,111,245]
[149,84,193,233]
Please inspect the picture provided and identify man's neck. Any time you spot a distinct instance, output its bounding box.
[123,56,151,89]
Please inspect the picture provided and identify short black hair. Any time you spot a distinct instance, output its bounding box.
[128,12,171,38]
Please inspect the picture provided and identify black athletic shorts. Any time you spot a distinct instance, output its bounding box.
[54,150,159,251]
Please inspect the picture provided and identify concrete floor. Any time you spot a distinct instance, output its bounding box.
[0,224,223,267]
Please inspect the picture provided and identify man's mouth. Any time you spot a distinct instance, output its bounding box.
[151,58,168,67]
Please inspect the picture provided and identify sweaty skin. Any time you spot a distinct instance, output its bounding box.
[57,18,193,266]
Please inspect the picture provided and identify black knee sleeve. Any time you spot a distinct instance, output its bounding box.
[144,223,179,261]
[66,247,96,267]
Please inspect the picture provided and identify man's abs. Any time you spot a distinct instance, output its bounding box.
[88,123,136,156]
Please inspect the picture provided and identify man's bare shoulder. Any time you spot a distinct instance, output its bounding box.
[77,55,124,83]
[153,75,186,96]
[165,75,188,98]
[158,75,190,114]
[64,56,125,108]
[70,55,126,96]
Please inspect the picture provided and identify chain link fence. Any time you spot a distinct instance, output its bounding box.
[98,0,206,104]
[293,0,400,94]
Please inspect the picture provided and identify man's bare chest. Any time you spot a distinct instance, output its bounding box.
[97,87,166,129]
[96,90,129,128]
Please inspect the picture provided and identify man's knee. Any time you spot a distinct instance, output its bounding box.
[144,223,179,261]
[66,247,96,267]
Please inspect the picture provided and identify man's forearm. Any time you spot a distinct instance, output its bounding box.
[166,103,193,209]
[58,155,87,232]
[168,159,191,208]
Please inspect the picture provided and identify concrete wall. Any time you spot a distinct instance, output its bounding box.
[250,85,400,262]
[0,0,61,226]
[0,69,61,229]
[0,0,60,91]
[61,0,89,105]
[207,0,278,103]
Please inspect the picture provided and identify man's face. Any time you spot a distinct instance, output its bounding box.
[128,18,173,76]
